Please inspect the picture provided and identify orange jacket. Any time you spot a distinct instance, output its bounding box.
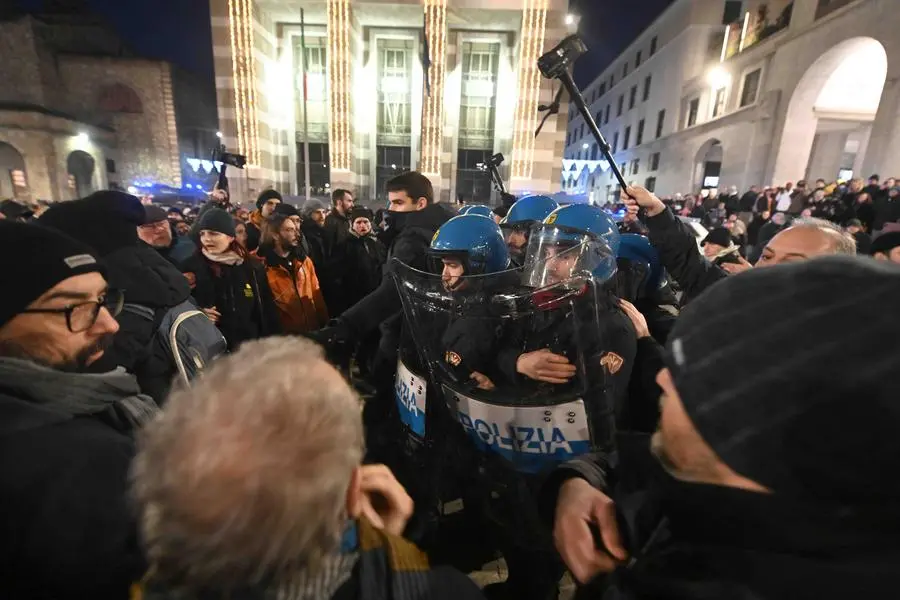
[256,247,329,334]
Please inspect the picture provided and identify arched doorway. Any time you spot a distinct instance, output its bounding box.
[67,150,95,198]
[772,37,887,185]
[694,138,723,192]
[0,142,28,201]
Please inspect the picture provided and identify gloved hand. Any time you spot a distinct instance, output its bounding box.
[306,319,356,366]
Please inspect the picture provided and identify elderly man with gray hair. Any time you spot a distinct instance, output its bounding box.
[131,336,484,600]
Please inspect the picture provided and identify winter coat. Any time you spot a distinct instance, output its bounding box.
[90,243,193,404]
[541,437,900,600]
[324,210,352,255]
[644,208,727,303]
[338,233,387,310]
[738,191,758,213]
[156,226,196,267]
[341,204,454,339]
[854,201,876,232]
[245,210,264,252]
[0,378,145,597]
[257,244,329,334]
[180,252,282,350]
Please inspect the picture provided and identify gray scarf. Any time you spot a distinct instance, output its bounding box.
[0,357,159,430]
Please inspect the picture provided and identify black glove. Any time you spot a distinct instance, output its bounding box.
[306,319,356,366]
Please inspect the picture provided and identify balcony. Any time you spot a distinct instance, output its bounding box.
[721,1,794,61]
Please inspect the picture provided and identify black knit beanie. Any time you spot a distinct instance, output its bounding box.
[273,203,299,218]
[701,227,733,248]
[196,207,236,237]
[664,256,900,507]
[39,191,144,257]
[0,221,106,328]
[349,206,374,223]
[256,189,283,210]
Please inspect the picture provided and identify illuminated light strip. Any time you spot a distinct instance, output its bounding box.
[421,0,447,176]
[510,0,548,180]
[227,0,260,166]
[326,0,351,171]
[720,24,730,62]
[738,12,750,53]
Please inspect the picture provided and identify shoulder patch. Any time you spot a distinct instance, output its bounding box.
[445,351,462,367]
[600,351,624,375]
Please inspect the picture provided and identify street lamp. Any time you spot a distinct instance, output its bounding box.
[216,131,223,139]
[75,132,90,144]
[565,13,575,25]
[706,66,731,89]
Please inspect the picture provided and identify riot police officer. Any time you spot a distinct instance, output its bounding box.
[499,195,559,266]
[458,204,495,219]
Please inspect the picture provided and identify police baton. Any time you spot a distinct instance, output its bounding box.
[537,35,629,192]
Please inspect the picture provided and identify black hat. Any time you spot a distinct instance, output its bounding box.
[196,207,235,237]
[0,221,106,328]
[143,205,168,225]
[701,227,733,248]
[273,203,299,218]
[39,191,144,257]
[0,199,34,221]
[664,256,900,506]
[256,189,283,210]
[349,206,373,222]
[870,231,900,256]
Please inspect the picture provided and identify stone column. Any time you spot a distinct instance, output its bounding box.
[862,76,900,178]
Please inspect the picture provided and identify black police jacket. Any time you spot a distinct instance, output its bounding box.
[341,204,453,338]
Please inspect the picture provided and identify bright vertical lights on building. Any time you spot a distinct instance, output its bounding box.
[738,12,750,52]
[511,0,548,180]
[327,0,352,171]
[421,0,447,176]
[719,24,730,62]
[228,0,260,166]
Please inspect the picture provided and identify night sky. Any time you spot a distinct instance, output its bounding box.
[17,0,674,90]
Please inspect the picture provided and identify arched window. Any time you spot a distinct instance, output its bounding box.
[98,84,144,113]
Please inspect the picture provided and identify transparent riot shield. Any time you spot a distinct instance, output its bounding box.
[391,259,616,479]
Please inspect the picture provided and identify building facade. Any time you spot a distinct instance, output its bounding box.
[0,8,182,202]
[563,0,900,202]
[210,0,570,205]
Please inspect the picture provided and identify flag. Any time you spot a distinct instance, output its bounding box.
[422,10,431,97]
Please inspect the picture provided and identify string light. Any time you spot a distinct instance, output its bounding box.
[511,0,548,180]
[228,0,260,166]
[421,0,447,175]
[327,0,351,171]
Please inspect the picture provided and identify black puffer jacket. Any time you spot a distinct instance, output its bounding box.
[89,243,192,404]
[337,233,387,310]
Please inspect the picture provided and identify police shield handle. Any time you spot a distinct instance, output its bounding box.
[554,478,628,584]
[622,186,666,218]
[517,348,577,384]
[357,464,414,537]
[202,306,221,324]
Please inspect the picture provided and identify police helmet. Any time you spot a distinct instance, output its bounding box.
[429,214,510,277]
[617,233,664,300]
[523,204,620,288]
[458,204,494,219]
[502,195,559,226]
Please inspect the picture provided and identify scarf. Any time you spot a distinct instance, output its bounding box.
[202,248,244,266]
[0,357,159,431]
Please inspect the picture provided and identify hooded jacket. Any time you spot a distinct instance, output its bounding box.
[0,364,147,598]
[257,243,329,334]
[341,204,453,337]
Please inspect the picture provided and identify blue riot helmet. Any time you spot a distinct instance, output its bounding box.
[617,233,664,301]
[524,204,620,289]
[429,215,510,291]
[500,195,559,264]
[458,204,494,219]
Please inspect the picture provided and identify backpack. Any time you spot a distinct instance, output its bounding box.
[123,300,228,387]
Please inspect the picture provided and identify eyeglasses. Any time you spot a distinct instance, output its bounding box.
[21,288,125,333]
[140,221,170,231]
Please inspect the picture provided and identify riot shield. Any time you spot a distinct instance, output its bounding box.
[391,259,616,479]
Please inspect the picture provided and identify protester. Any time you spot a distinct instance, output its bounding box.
[325,188,355,253]
[853,192,876,232]
[234,219,248,249]
[301,198,330,275]
[139,205,196,266]
[40,191,193,403]
[737,185,759,223]
[870,231,900,263]
[246,189,282,251]
[180,208,281,350]
[131,336,485,600]
[547,256,900,597]
[257,212,329,334]
[0,221,152,598]
[623,186,855,301]
[700,227,741,267]
[337,207,387,310]
[845,218,872,255]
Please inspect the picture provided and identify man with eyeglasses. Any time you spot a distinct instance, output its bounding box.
[139,204,196,266]
[0,221,155,598]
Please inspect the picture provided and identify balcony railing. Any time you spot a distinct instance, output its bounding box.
[722,1,793,61]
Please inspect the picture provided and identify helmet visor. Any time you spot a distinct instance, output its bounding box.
[523,225,617,289]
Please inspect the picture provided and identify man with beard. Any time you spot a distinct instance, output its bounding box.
[0,222,155,598]
[138,205,196,266]
[40,192,193,403]
[257,213,329,334]
[324,188,355,254]
[547,256,900,598]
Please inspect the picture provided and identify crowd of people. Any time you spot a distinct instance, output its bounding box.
[0,166,898,600]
